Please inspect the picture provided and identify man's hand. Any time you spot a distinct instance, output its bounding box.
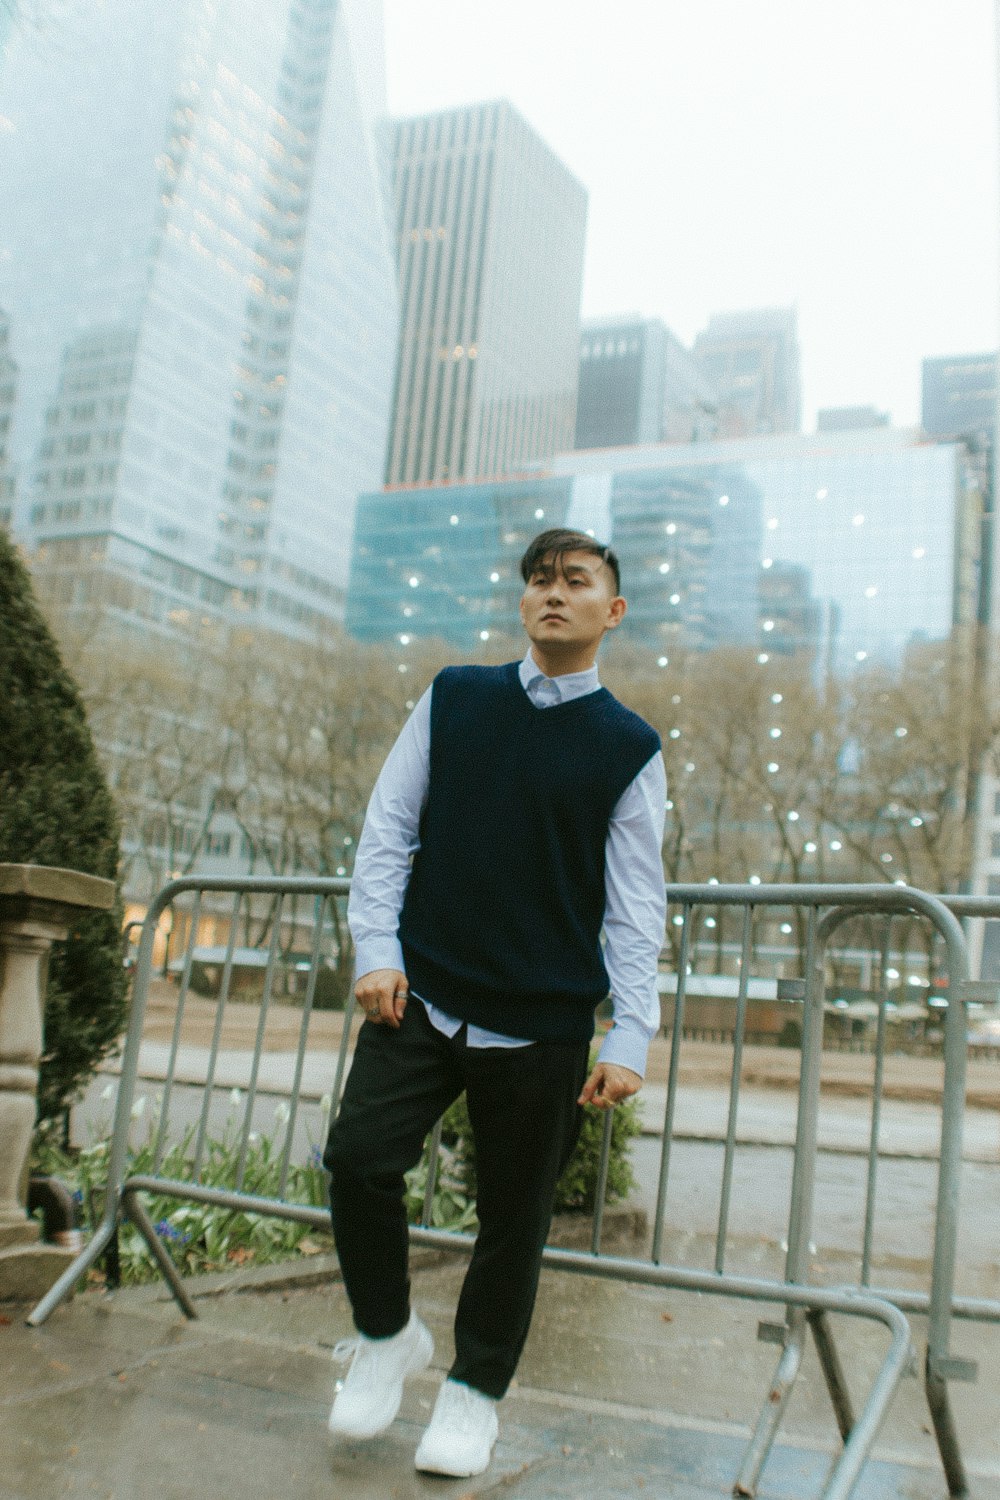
[355,968,408,1029]
[578,1061,642,1110]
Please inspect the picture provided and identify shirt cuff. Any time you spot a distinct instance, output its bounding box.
[353,937,406,981]
[596,1018,653,1078]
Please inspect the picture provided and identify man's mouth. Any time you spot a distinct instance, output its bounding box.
[541,612,566,622]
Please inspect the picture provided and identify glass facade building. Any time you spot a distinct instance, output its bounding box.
[0,0,398,638]
[347,475,573,648]
[556,430,981,673]
[347,428,983,678]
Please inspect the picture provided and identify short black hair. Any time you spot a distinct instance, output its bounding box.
[519,528,621,595]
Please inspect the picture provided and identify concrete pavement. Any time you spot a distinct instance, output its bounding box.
[4,1247,1000,1500]
[17,1031,993,1497]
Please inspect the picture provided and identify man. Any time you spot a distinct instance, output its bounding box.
[324,528,666,1477]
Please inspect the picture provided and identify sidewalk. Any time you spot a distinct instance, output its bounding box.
[5,1250,999,1500]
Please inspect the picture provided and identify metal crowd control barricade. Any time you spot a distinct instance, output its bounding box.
[29,877,987,1500]
[655,883,985,1500]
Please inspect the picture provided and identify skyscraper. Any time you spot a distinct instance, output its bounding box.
[693,307,801,437]
[0,0,398,638]
[575,316,669,450]
[922,352,997,444]
[383,100,587,486]
[575,315,718,450]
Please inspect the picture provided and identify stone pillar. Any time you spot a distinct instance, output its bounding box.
[0,864,115,1300]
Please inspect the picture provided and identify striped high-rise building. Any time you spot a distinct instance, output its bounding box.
[384,100,587,486]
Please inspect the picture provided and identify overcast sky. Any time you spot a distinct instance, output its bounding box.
[383,0,998,429]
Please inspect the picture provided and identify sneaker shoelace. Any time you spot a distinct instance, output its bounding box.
[332,1336,376,1390]
[440,1382,492,1434]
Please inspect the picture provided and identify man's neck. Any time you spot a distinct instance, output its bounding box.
[527,644,600,678]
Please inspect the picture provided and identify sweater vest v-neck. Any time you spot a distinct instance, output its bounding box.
[398,661,661,1043]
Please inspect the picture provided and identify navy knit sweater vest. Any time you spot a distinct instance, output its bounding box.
[398,662,661,1043]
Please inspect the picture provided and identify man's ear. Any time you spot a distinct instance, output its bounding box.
[606,596,627,629]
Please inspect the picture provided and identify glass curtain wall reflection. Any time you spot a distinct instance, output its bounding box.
[0,0,397,639]
[346,428,983,677]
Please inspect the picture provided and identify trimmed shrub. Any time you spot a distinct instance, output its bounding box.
[310,961,351,1010]
[0,529,126,1124]
[777,1019,802,1050]
[439,1050,641,1215]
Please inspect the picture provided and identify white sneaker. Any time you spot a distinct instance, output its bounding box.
[414,1378,499,1477]
[328,1312,434,1440]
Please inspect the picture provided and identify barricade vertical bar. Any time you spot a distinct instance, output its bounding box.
[652,904,691,1263]
[809,1308,856,1442]
[330,991,356,1117]
[278,893,327,1197]
[736,905,820,1498]
[926,957,972,1498]
[235,895,284,1190]
[422,1118,444,1227]
[784,904,820,1281]
[192,890,242,1180]
[153,889,201,1172]
[861,923,892,1286]
[715,902,753,1274]
[328,889,357,1119]
[590,1109,614,1254]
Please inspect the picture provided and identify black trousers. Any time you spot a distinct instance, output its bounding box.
[324,999,590,1399]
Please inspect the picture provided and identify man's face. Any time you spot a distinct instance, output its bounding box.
[518,549,625,657]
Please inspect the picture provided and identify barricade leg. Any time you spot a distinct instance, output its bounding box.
[734,1310,806,1498]
[925,1351,969,1498]
[122,1186,198,1320]
[808,1310,855,1441]
[25,1212,119,1326]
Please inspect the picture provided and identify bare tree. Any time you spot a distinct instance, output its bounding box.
[831,634,993,894]
[77,635,234,899]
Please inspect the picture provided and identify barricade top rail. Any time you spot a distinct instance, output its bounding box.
[938,893,1000,918]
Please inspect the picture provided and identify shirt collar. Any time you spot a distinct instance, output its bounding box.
[519,649,601,704]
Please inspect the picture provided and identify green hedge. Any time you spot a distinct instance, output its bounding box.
[0,530,126,1124]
